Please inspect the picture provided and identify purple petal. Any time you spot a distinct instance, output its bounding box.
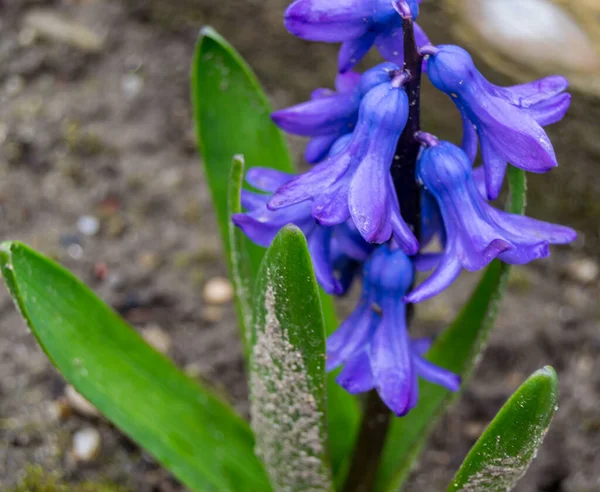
[336,350,375,394]
[284,0,377,42]
[359,62,400,95]
[414,253,441,272]
[375,28,404,66]
[312,184,351,226]
[246,168,294,193]
[489,208,577,245]
[307,226,342,295]
[525,93,571,126]
[327,300,377,371]
[349,152,392,243]
[269,154,351,209]
[405,248,462,303]
[370,298,414,416]
[388,178,419,254]
[231,214,283,248]
[480,136,508,200]
[339,32,377,73]
[460,106,478,162]
[414,22,430,47]
[272,94,358,137]
[305,134,340,163]
[491,75,569,107]
[412,338,433,356]
[335,71,362,94]
[240,190,269,211]
[471,166,487,199]
[413,354,460,392]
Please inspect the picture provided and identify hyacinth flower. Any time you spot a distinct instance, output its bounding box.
[231,167,371,295]
[284,0,427,72]
[271,71,362,163]
[327,245,460,416]
[426,45,571,199]
[405,141,576,304]
[268,77,419,253]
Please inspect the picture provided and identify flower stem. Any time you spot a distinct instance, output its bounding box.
[342,8,423,492]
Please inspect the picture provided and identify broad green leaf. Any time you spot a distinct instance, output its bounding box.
[448,367,559,491]
[375,168,527,491]
[0,241,270,492]
[249,226,333,492]
[227,155,254,361]
[192,27,359,480]
[192,26,293,281]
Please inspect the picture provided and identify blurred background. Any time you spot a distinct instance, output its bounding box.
[0,0,599,490]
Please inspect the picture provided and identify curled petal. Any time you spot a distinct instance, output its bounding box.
[339,33,377,73]
[307,226,341,295]
[370,299,414,416]
[460,106,478,163]
[336,350,375,394]
[246,168,295,193]
[271,94,358,137]
[335,71,362,93]
[327,299,377,371]
[525,93,571,126]
[405,248,462,304]
[413,355,461,392]
[490,75,569,107]
[305,134,341,163]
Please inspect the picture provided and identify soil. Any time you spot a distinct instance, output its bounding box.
[0,1,598,491]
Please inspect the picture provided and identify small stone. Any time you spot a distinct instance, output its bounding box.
[202,305,224,323]
[203,277,234,305]
[141,325,172,355]
[23,9,105,53]
[72,427,101,462]
[77,215,100,236]
[566,257,599,284]
[65,385,100,418]
[184,362,203,379]
[49,397,72,421]
[122,74,143,99]
[464,421,487,440]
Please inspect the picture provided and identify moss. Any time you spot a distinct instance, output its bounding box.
[8,465,128,492]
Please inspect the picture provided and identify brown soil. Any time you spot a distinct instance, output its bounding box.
[0,1,598,491]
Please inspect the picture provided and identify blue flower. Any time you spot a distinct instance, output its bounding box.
[406,141,576,303]
[268,79,419,253]
[327,245,460,416]
[232,167,371,295]
[426,45,571,199]
[284,0,425,72]
[272,72,362,163]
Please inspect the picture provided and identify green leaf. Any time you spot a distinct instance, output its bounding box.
[448,367,559,491]
[192,26,293,281]
[375,168,527,491]
[249,226,333,492]
[227,155,254,361]
[192,27,359,480]
[0,241,270,492]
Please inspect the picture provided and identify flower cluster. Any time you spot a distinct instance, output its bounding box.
[233,0,575,415]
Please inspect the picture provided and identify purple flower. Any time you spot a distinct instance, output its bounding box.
[232,167,371,295]
[327,245,460,416]
[426,45,571,199]
[405,141,576,303]
[272,72,362,163]
[284,0,425,72]
[268,79,419,253]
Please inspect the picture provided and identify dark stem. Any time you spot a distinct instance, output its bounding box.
[342,8,423,492]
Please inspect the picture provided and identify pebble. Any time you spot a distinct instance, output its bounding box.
[72,427,101,462]
[65,385,100,418]
[203,277,234,305]
[566,257,599,284]
[122,74,143,99]
[23,9,105,53]
[142,325,172,355]
[202,305,224,323]
[77,215,100,236]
